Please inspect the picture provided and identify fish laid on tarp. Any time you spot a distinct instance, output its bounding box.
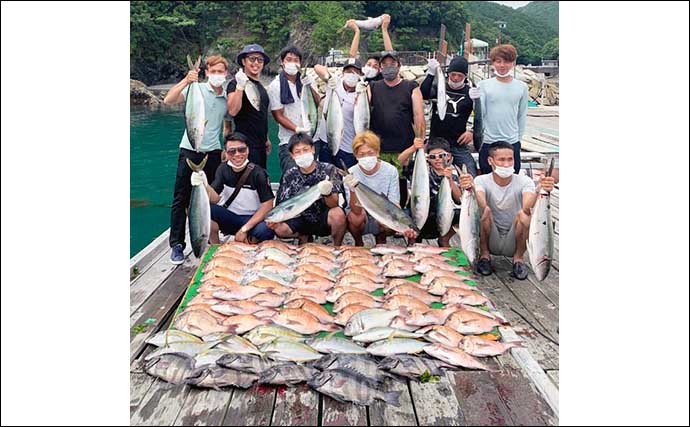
[212,335,264,356]
[353,88,370,134]
[144,354,194,385]
[184,55,205,150]
[265,183,324,223]
[344,308,400,336]
[305,335,367,355]
[212,285,265,301]
[345,15,384,31]
[410,148,431,229]
[327,90,344,155]
[378,354,451,380]
[333,304,368,326]
[145,330,203,347]
[244,325,305,346]
[261,338,324,363]
[187,156,211,258]
[441,288,490,306]
[309,369,402,406]
[259,364,319,386]
[427,277,476,296]
[284,298,334,324]
[418,325,465,348]
[383,260,419,278]
[311,354,389,384]
[423,343,493,371]
[383,295,430,312]
[387,283,439,305]
[272,308,338,335]
[210,300,274,316]
[445,310,502,335]
[185,366,258,389]
[333,292,382,313]
[528,158,555,281]
[255,247,295,266]
[457,164,481,266]
[217,353,286,374]
[461,336,523,357]
[366,338,429,357]
[352,327,424,343]
[348,179,419,236]
[173,309,230,337]
[408,243,447,255]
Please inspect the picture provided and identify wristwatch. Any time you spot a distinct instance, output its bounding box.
[240,225,250,234]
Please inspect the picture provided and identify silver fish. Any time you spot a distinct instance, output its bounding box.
[410,148,431,229]
[186,156,211,258]
[265,183,323,223]
[436,168,455,236]
[353,87,370,134]
[144,354,194,385]
[144,340,218,361]
[456,165,481,266]
[436,67,447,121]
[145,330,202,347]
[366,338,429,357]
[344,308,400,336]
[350,180,418,235]
[305,335,367,354]
[261,338,323,363]
[327,90,344,155]
[352,327,424,343]
[184,55,205,150]
[308,369,401,407]
[345,15,384,31]
[527,159,555,281]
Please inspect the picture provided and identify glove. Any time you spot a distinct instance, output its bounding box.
[295,126,309,134]
[343,174,359,191]
[355,81,368,93]
[426,58,440,76]
[302,70,317,86]
[327,74,338,90]
[469,87,481,100]
[191,171,207,187]
[234,69,249,90]
[317,179,333,196]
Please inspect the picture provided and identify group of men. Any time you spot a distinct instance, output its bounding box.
[161,18,556,280]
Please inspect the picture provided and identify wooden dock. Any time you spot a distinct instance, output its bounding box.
[130,216,560,426]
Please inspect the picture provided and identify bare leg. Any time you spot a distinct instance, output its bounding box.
[347,210,367,246]
[328,208,347,246]
[273,223,298,239]
[512,210,531,263]
[479,208,493,260]
[210,221,221,245]
[438,228,455,248]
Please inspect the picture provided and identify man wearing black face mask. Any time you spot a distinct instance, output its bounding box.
[363,50,425,207]
[421,56,477,176]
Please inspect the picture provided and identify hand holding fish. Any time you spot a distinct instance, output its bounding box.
[234,70,249,90]
[345,19,358,31]
[442,167,454,179]
[413,137,425,150]
[190,171,207,187]
[457,131,473,145]
[403,229,417,239]
[185,69,199,84]
[327,75,338,90]
[381,14,391,29]
[459,173,473,190]
[343,175,359,191]
[539,176,555,193]
[355,81,368,93]
[235,229,249,243]
[317,179,334,196]
[469,87,481,100]
[426,58,440,76]
[302,73,315,87]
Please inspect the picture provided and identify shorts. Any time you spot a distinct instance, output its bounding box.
[488,221,517,256]
[284,207,344,237]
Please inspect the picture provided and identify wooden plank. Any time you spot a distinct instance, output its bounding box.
[130,380,191,426]
[130,259,197,363]
[546,370,559,388]
[408,373,465,426]
[368,378,418,426]
[223,384,276,426]
[489,358,558,425]
[130,244,194,316]
[131,372,157,417]
[131,228,171,278]
[518,256,560,310]
[271,383,319,426]
[449,371,515,426]
[173,388,233,426]
[475,271,559,370]
[492,257,559,343]
[321,395,368,426]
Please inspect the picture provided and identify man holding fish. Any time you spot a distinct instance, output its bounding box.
[163,55,229,264]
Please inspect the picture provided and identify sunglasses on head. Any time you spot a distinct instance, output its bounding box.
[245,56,264,64]
[427,152,449,160]
[226,146,248,155]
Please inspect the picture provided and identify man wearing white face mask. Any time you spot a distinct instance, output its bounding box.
[190,132,275,244]
[268,45,320,173]
[267,132,347,245]
[469,44,529,176]
[458,142,554,280]
[313,58,364,169]
[163,55,230,264]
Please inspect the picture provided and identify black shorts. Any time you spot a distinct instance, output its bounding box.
[284,207,343,237]
[418,209,461,240]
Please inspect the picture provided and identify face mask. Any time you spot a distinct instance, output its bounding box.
[284,62,300,76]
[229,158,249,170]
[362,66,378,79]
[447,79,465,90]
[208,74,226,87]
[294,152,314,169]
[358,156,378,171]
[343,72,360,88]
[493,66,513,78]
[381,66,399,81]
[493,164,514,178]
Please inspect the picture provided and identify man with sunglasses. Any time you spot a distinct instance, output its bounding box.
[422,56,477,176]
[399,138,463,247]
[190,132,275,244]
[227,44,272,169]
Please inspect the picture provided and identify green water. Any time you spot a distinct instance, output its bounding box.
[130,106,281,257]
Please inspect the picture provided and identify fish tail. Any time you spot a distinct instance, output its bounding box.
[384,390,402,407]
[186,155,208,172]
[187,55,194,70]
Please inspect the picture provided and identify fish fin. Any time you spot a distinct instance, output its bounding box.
[384,390,402,407]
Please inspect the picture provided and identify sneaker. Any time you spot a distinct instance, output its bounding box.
[477,257,493,276]
[512,261,529,280]
[170,244,184,265]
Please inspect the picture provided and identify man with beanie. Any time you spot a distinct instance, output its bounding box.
[421,55,477,176]
[227,44,272,169]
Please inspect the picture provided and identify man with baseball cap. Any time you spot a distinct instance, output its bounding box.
[421,55,477,176]
[227,44,272,168]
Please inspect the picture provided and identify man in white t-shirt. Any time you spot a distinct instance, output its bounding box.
[268,45,320,173]
[459,141,554,279]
